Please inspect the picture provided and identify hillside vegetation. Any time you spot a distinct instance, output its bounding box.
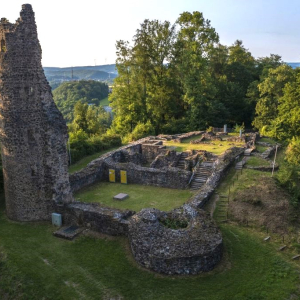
[53,80,109,123]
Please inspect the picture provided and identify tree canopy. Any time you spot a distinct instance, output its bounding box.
[53,80,109,122]
[109,11,284,140]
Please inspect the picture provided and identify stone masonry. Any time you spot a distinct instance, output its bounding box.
[0,5,73,221]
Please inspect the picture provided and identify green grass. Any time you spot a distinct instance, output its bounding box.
[75,182,193,212]
[260,137,277,145]
[0,192,299,299]
[246,156,271,167]
[256,145,269,153]
[69,147,120,174]
[99,97,109,106]
[164,139,244,155]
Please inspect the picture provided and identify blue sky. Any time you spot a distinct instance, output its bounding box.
[1,0,300,67]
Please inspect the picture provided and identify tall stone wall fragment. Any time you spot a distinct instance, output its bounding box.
[0,5,73,221]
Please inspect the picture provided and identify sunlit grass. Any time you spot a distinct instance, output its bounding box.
[164,139,244,155]
[69,147,120,174]
[259,137,277,145]
[246,156,271,167]
[99,97,109,106]
[75,182,193,212]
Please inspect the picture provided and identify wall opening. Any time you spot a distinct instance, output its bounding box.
[0,39,6,52]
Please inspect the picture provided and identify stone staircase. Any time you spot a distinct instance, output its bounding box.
[177,152,189,169]
[190,159,215,191]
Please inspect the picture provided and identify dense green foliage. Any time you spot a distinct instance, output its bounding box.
[251,64,300,206]
[53,80,109,122]
[109,12,284,141]
[68,101,120,163]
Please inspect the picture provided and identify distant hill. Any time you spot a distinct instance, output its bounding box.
[44,64,118,89]
[287,62,300,69]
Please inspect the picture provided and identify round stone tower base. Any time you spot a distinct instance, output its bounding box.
[128,206,223,275]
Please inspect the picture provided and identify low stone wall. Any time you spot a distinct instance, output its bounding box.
[56,202,135,236]
[150,150,181,168]
[188,147,245,209]
[104,162,191,189]
[128,206,223,275]
[141,143,166,163]
[70,159,106,193]
[260,146,276,159]
[173,131,204,143]
[69,139,151,192]
[245,165,278,172]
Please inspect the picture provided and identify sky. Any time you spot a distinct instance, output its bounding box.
[1,0,300,67]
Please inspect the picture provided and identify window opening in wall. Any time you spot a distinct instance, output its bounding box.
[1,39,6,52]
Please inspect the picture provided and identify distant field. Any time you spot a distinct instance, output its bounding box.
[99,96,109,106]
[75,182,193,212]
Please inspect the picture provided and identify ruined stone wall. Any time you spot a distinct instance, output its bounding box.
[70,140,191,192]
[188,147,245,209]
[55,202,134,236]
[0,5,72,221]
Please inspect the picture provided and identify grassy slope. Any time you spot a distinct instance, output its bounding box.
[246,156,271,167]
[1,141,299,299]
[99,97,109,106]
[75,182,193,212]
[68,147,120,174]
[0,193,299,300]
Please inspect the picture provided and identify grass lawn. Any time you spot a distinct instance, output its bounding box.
[75,182,193,212]
[255,145,269,153]
[69,147,120,174]
[246,156,271,167]
[164,139,244,155]
[259,137,277,145]
[0,191,299,299]
[99,97,109,106]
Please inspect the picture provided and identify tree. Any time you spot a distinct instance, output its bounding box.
[53,80,109,122]
[252,64,295,132]
[69,101,111,136]
[175,11,222,129]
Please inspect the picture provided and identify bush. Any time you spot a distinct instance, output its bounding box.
[126,121,155,142]
[100,133,122,147]
[69,133,122,164]
[161,118,189,134]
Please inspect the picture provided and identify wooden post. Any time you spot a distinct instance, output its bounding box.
[272,144,278,177]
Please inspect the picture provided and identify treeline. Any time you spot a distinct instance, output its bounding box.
[67,101,121,163]
[252,64,300,206]
[109,11,284,141]
[52,80,121,163]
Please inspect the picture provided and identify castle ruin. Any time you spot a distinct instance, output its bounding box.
[0,4,73,221]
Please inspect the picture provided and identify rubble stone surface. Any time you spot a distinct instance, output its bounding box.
[128,207,223,275]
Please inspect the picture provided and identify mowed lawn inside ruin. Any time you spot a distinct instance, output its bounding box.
[75,182,194,211]
[164,134,245,154]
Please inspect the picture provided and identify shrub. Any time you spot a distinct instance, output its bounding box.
[127,121,155,142]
